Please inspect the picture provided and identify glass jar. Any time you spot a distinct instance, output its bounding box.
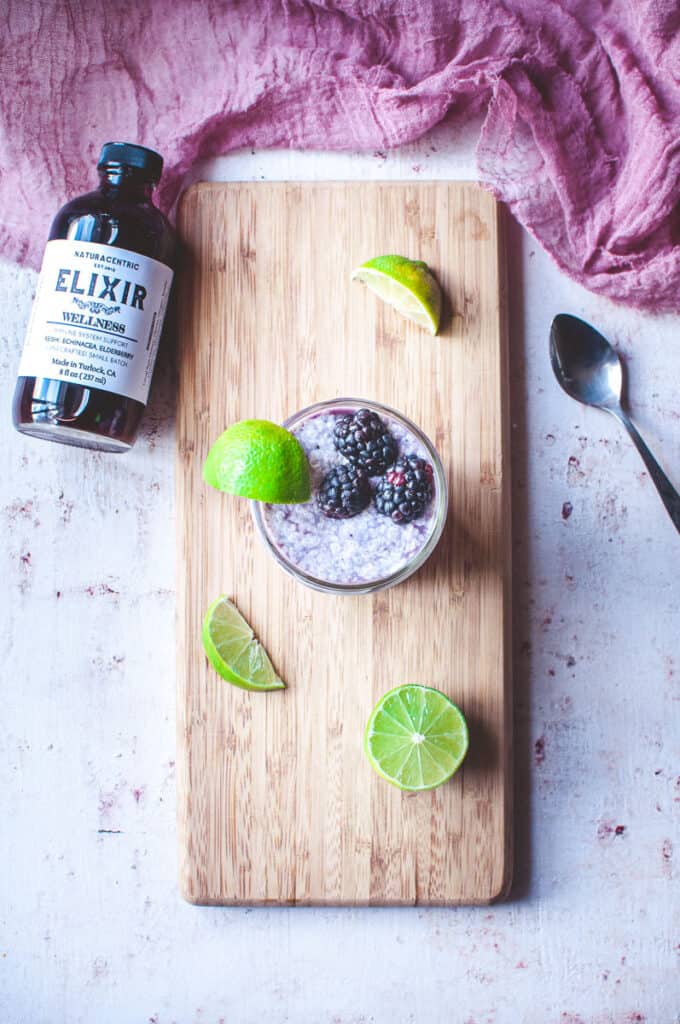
[252,398,448,595]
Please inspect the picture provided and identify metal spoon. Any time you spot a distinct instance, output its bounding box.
[550,313,680,533]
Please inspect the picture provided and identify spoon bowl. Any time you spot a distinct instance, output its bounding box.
[550,313,622,408]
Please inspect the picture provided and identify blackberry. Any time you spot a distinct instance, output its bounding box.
[333,408,397,476]
[374,455,434,524]
[316,464,372,519]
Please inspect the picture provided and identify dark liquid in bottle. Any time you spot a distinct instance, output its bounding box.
[13,146,174,452]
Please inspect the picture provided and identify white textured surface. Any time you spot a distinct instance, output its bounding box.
[1,121,679,1023]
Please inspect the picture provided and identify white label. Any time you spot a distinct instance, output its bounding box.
[18,240,173,405]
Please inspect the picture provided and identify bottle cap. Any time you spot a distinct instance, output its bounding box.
[97,142,164,182]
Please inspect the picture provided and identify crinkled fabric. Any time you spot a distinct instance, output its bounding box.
[1,0,679,310]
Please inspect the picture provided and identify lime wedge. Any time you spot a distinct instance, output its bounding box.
[351,255,442,335]
[364,684,468,791]
[202,596,285,691]
[203,419,311,503]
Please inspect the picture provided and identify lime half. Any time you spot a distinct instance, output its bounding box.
[352,255,442,335]
[364,684,468,791]
[203,420,311,503]
[202,596,285,691]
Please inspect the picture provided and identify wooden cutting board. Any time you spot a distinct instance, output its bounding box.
[176,181,511,905]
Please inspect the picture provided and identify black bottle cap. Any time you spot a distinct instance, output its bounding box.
[97,142,164,182]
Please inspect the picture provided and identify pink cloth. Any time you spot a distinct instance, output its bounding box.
[2,0,679,311]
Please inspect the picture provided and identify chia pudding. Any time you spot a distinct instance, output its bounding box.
[253,400,447,594]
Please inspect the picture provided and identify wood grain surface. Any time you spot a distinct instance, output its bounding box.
[176,181,511,905]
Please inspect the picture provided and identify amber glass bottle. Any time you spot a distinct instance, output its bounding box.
[12,142,175,452]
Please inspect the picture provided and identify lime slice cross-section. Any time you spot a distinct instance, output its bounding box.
[352,255,442,335]
[202,596,285,692]
[364,684,468,791]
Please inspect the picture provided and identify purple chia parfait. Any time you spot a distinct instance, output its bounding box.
[252,399,448,595]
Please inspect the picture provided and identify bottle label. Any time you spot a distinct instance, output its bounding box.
[18,240,173,405]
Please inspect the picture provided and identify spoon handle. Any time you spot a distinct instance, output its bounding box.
[610,407,680,533]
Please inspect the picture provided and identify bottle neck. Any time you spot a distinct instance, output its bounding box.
[97,166,156,201]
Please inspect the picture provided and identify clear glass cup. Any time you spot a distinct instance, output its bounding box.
[251,398,448,595]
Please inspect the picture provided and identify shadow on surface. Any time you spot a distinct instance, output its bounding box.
[506,214,533,901]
